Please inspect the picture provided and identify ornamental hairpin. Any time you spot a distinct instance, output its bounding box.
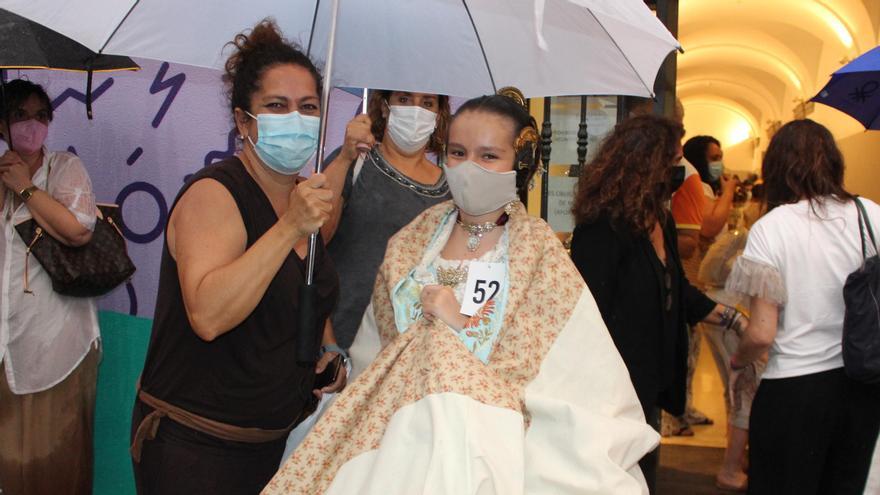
[497,86,526,109]
[514,127,538,171]
[496,86,539,173]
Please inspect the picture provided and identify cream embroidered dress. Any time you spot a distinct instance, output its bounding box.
[264,201,658,495]
[390,209,508,363]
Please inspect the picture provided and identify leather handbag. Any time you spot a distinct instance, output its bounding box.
[14,160,135,297]
[841,197,880,384]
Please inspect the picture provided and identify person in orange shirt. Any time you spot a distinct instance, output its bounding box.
[674,136,736,260]
[667,135,737,435]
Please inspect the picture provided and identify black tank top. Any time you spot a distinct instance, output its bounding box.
[139,157,339,429]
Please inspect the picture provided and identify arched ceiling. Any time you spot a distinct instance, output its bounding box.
[679,82,768,124]
[678,76,783,121]
[677,0,879,150]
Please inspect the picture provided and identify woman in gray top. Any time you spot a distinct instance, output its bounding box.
[322,90,451,348]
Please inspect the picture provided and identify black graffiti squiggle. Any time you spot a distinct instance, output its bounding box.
[204,128,238,166]
[115,181,168,244]
[127,147,143,166]
[51,78,115,110]
[149,62,186,129]
[125,281,138,316]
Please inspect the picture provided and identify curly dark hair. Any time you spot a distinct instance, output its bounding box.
[448,94,542,202]
[572,115,684,235]
[223,19,322,116]
[367,90,450,154]
[762,119,852,211]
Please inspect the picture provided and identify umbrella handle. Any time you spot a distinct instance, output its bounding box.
[299,228,323,366]
[353,88,372,154]
[295,281,321,366]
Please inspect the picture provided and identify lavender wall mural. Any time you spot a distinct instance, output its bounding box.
[4,59,362,318]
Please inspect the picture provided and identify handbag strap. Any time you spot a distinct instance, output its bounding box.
[44,155,51,192]
[855,197,878,261]
[19,155,53,295]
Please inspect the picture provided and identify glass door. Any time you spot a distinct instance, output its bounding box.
[528,96,622,239]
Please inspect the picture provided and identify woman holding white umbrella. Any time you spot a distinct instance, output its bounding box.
[130,20,346,494]
[321,90,452,351]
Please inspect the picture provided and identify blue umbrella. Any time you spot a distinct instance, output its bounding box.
[812,45,880,130]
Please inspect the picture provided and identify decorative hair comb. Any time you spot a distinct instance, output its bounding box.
[497,86,538,172]
[514,127,538,153]
[497,86,526,109]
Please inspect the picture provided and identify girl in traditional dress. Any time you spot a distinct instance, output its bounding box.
[264,91,658,495]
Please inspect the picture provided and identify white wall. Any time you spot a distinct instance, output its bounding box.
[724,138,759,175]
[838,131,880,203]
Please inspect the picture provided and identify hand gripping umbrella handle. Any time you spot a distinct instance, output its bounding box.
[298,0,340,366]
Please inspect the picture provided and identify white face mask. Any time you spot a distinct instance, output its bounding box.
[443,160,518,216]
[386,104,437,154]
[707,160,724,181]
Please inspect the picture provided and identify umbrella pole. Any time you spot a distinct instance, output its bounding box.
[86,56,95,120]
[297,0,341,366]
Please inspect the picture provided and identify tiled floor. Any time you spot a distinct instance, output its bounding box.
[659,334,880,493]
[657,445,726,495]
[662,331,728,449]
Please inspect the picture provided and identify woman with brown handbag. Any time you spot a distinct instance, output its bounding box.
[0,79,101,494]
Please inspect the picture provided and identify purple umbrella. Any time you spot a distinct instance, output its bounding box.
[812,45,880,130]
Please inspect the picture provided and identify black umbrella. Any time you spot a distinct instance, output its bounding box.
[0,7,139,130]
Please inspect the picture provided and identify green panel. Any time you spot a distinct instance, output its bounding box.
[93,311,152,495]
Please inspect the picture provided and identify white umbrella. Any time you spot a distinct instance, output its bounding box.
[3,0,680,362]
[4,0,679,98]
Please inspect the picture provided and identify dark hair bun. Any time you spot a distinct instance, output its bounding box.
[223,19,322,115]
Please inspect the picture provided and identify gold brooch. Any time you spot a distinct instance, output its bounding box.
[436,265,469,287]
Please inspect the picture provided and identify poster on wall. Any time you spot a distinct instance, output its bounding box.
[2,61,362,319]
[547,174,579,233]
[546,96,617,233]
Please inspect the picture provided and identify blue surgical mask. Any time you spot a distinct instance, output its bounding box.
[245,110,320,175]
[708,160,724,181]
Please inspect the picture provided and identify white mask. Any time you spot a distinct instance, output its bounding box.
[707,160,724,181]
[386,104,437,154]
[443,160,518,216]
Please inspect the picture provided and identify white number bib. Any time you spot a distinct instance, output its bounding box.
[460,261,505,316]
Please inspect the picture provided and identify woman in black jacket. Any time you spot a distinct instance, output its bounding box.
[569,115,745,492]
